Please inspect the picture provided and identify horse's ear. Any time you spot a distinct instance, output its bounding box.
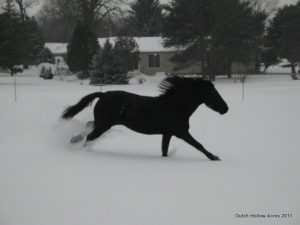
[202,77,214,84]
[202,79,215,88]
[203,79,212,84]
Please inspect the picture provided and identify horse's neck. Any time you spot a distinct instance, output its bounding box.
[160,92,204,117]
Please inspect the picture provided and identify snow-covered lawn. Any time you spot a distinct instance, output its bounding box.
[0,72,299,225]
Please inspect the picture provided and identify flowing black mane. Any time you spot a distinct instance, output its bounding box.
[158,76,211,98]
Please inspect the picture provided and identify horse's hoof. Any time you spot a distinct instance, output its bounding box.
[70,134,85,143]
[209,155,221,161]
[85,121,94,128]
[83,141,93,149]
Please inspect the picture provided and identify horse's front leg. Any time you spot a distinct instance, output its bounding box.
[162,134,172,157]
[176,132,220,161]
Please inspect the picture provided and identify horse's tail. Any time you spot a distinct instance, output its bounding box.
[61,92,103,119]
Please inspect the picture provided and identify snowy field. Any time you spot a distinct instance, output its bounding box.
[0,71,299,225]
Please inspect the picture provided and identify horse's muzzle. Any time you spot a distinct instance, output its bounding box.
[220,106,229,115]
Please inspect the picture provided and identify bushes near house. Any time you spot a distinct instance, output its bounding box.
[40,66,53,79]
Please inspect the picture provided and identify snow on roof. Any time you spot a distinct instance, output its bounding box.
[45,43,67,55]
[45,37,179,54]
[98,37,178,53]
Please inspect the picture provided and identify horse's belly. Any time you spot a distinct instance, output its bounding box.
[126,124,161,134]
[121,120,164,135]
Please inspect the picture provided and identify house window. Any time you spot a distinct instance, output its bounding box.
[148,54,160,68]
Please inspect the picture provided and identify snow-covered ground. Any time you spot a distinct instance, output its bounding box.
[0,71,299,225]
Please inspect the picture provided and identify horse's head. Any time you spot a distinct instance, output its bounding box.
[159,77,229,115]
[202,80,228,115]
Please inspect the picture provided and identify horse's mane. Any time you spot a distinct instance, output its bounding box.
[159,76,211,98]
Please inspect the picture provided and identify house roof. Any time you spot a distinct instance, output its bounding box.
[98,37,179,53]
[45,43,68,55]
[45,37,179,55]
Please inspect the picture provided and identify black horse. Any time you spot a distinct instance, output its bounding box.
[62,76,228,160]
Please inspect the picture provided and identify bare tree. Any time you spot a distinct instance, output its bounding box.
[38,0,124,41]
[0,0,39,18]
[14,0,39,20]
[0,0,5,7]
[74,0,122,26]
[0,0,8,12]
[40,0,123,27]
[245,0,279,18]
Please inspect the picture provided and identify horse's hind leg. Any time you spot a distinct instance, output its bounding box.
[85,125,111,144]
[70,122,94,143]
[176,132,220,161]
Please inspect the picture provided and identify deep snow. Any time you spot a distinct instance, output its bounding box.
[0,71,299,225]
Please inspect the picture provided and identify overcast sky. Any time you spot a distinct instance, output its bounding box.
[160,0,298,5]
[28,0,299,16]
[278,0,298,5]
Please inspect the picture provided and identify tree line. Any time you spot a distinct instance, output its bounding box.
[0,0,45,76]
[36,0,164,42]
[1,0,300,81]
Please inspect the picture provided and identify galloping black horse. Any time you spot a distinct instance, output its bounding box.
[62,76,228,160]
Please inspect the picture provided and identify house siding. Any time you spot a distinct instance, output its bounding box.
[139,51,255,75]
[139,52,202,75]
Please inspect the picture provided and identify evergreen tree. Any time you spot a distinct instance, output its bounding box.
[22,16,44,67]
[162,0,266,80]
[90,39,105,84]
[36,47,55,64]
[114,36,139,72]
[0,1,44,75]
[90,39,120,84]
[0,3,23,75]
[126,0,164,36]
[90,37,139,85]
[266,2,300,75]
[66,22,99,79]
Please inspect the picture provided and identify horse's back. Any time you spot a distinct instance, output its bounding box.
[98,90,153,106]
[94,90,155,119]
[93,91,167,134]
